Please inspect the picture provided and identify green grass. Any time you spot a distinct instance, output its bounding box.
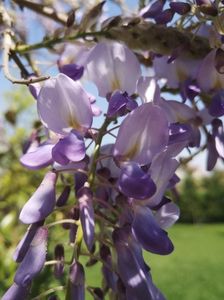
[145,224,224,300]
[85,224,224,300]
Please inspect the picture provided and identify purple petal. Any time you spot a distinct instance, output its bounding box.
[78,187,95,251]
[132,206,174,255]
[86,42,141,97]
[209,90,224,117]
[37,73,93,135]
[197,50,224,92]
[169,123,193,145]
[140,0,165,18]
[52,130,85,165]
[147,152,179,207]
[118,162,156,200]
[2,283,30,300]
[137,76,161,103]
[207,134,218,171]
[58,63,84,80]
[14,227,48,287]
[19,172,57,224]
[20,142,54,170]
[114,103,169,164]
[13,221,44,263]
[69,260,85,300]
[215,48,224,74]
[155,9,174,24]
[170,2,191,15]
[107,90,129,117]
[56,185,71,207]
[155,202,180,229]
[54,244,64,278]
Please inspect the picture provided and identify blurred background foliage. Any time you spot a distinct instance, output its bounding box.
[0,88,224,298]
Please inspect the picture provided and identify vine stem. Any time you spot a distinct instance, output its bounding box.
[88,117,111,187]
[31,286,65,300]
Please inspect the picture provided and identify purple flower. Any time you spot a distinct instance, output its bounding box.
[197,50,224,92]
[118,162,156,200]
[113,103,169,165]
[58,63,84,80]
[37,73,93,135]
[14,227,48,287]
[19,171,57,224]
[2,283,30,300]
[140,0,165,19]
[209,90,224,117]
[107,90,138,117]
[86,42,141,97]
[78,186,95,251]
[52,130,85,165]
[170,2,191,15]
[154,202,180,229]
[69,260,85,300]
[132,206,174,255]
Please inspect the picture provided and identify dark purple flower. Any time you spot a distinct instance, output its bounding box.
[209,90,224,117]
[118,162,156,200]
[168,123,193,145]
[2,283,30,300]
[69,260,85,300]
[14,227,48,287]
[56,185,71,207]
[54,244,64,278]
[78,186,95,251]
[58,63,84,80]
[155,9,175,25]
[107,91,137,117]
[215,48,224,74]
[140,0,165,19]
[170,2,191,15]
[132,206,174,255]
[19,171,57,224]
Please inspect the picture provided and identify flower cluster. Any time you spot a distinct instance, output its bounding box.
[3,23,224,300]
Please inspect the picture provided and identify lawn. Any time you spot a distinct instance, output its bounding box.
[2,224,224,299]
[85,224,224,300]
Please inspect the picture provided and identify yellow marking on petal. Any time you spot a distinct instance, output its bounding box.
[67,114,82,131]
[111,77,121,91]
[123,142,140,161]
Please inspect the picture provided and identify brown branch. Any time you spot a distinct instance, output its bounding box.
[1,3,50,84]
[13,0,67,25]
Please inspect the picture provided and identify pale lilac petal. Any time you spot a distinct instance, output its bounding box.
[137,76,161,103]
[118,162,156,200]
[20,143,54,170]
[37,73,93,135]
[19,172,57,224]
[155,202,180,229]
[114,103,169,164]
[52,130,85,165]
[159,99,196,123]
[132,206,174,255]
[2,283,30,300]
[147,152,179,206]
[86,42,141,97]
[91,103,102,116]
[14,227,48,287]
[78,187,95,251]
[197,50,224,92]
